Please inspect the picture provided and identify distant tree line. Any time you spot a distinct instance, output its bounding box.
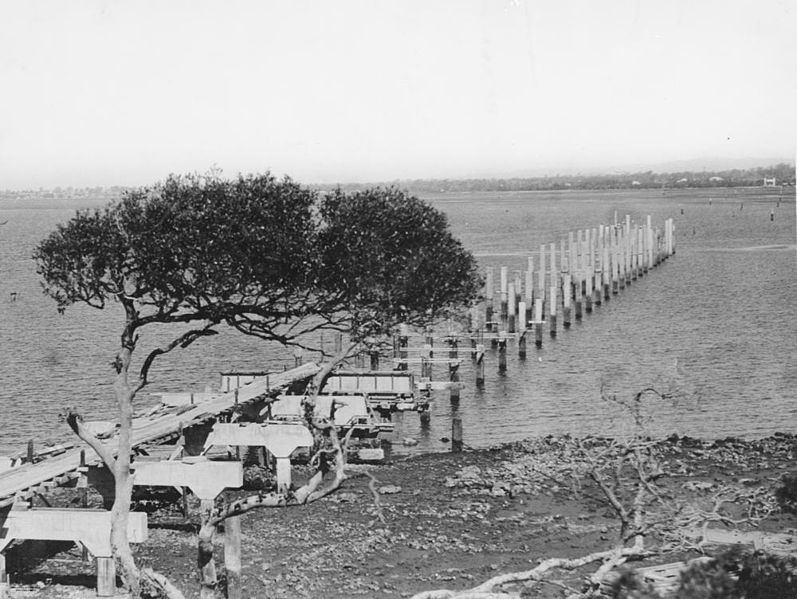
[2,163,794,199]
[321,162,795,194]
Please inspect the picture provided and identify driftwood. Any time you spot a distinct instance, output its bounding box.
[364,470,387,524]
[409,546,653,599]
[141,568,187,599]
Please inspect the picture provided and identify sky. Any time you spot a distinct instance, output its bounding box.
[0,0,794,189]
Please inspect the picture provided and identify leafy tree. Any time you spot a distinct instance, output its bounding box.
[34,172,325,595]
[309,186,482,385]
[34,174,481,597]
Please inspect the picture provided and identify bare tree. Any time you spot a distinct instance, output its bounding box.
[411,385,775,598]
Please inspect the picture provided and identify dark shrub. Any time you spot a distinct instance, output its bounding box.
[608,568,663,599]
[735,551,797,598]
[677,555,738,599]
[775,472,797,512]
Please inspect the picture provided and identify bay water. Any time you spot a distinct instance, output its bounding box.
[1,187,794,455]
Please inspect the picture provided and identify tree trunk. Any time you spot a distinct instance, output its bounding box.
[111,352,140,596]
[224,516,242,599]
[309,342,359,398]
[111,464,137,595]
[198,510,218,599]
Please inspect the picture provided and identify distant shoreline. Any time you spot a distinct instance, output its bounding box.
[0,161,794,198]
[0,182,793,212]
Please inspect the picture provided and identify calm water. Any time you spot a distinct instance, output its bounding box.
[1,188,795,455]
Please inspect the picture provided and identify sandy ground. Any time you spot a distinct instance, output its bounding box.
[4,434,797,598]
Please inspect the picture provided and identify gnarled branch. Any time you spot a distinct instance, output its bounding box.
[137,324,219,389]
[410,547,654,599]
[63,409,116,469]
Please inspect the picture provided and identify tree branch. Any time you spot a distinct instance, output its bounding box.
[137,324,219,389]
[209,424,355,526]
[410,547,654,599]
[364,471,386,524]
[64,409,117,470]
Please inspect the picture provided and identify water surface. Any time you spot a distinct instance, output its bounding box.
[1,187,794,454]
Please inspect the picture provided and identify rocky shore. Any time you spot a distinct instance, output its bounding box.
[6,433,797,598]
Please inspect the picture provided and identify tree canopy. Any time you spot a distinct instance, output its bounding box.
[318,187,481,340]
[35,172,319,308]
[34,173,332,374]
[35,173,481,366]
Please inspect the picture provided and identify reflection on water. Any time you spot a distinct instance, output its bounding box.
[1,188,795,454]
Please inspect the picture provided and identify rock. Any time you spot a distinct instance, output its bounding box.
[458,465,483,483]
[336,492,359,502]
[379,485,402,495]
[490,484,506,497]
[683,480,714,491]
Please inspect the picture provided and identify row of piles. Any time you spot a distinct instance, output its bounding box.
[478,215,675,342]
[388,215,675,452]
[392,215,675,385]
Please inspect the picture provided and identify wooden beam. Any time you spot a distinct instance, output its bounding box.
[133,459,242,501]
[0,507,147,556]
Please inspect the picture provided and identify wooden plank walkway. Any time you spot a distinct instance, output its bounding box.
[0,363,320,508]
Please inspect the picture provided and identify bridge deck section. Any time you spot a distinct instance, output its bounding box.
[0,363,319,508]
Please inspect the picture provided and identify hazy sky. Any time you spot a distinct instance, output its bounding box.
[0,0,794,188]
